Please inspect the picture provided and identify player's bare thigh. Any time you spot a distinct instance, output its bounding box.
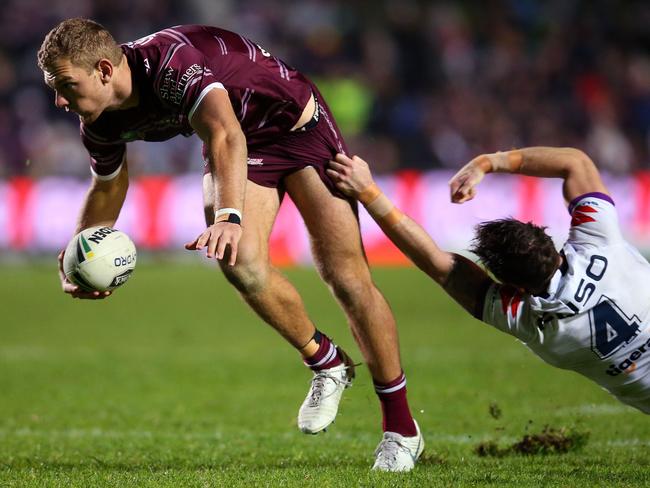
[202,174,280,265]
[283,166,367,271]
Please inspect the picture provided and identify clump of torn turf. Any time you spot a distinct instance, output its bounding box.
[474,426,590,457]
[512,426,590,455]
[474,441,503,458]
[489,401,502,420]
[418,451,447,466]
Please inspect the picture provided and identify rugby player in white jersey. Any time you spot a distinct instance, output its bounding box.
[328,147,650,413]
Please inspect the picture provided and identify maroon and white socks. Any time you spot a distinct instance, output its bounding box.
[374,371,417,437]
[303,330,343,371]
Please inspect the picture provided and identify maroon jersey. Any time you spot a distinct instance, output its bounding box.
[82,25,313,179]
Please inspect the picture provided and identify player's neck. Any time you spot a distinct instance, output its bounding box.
[108,54,139,111]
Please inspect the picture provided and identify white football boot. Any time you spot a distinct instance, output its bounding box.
[372,420,424,472]
[298,347,355,434]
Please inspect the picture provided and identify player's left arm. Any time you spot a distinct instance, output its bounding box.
[449,147,609,205]
[187,88,247,265]
[328,154,494,318]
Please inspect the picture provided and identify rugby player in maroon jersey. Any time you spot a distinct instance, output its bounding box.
[37,19,423,471]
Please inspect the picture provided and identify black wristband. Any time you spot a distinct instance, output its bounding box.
[226,213,242,225]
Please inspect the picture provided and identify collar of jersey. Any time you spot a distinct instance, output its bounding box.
[527,268,574,316]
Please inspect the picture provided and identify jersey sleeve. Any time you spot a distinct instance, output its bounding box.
[482,283,537,342]
[567,192,622,247]
[153,43,226,123]
[80,124,126,180]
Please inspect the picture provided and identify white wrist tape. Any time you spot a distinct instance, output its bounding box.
[216,208,242,219]
[215,207,242,224]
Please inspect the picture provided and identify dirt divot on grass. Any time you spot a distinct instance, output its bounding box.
[475,426,590,457]
[418,451,447,466]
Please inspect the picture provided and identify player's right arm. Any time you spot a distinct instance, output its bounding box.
[75,162,129,233]
[449,147,609,205]
[327,154,493,318]
[58,163,129,299]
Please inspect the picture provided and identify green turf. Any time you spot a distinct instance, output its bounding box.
[1,262,649,487]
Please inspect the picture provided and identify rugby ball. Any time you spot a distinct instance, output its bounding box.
[62,226,137,292]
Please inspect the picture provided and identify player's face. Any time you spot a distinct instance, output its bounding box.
[44,58,110,124]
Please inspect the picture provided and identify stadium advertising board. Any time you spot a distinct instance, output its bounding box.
[2,171,649,263]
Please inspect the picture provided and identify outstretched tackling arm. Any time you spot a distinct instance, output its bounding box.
[187,88,247,265]
[327,154,493,318]
[449,147,609,205]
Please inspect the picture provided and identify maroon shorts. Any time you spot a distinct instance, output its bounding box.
[203,88,349,197]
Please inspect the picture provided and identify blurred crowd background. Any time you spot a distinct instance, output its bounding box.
[1,0,649,178]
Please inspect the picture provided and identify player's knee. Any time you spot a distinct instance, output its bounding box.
[322,265,372,305]
[220,258,269,295]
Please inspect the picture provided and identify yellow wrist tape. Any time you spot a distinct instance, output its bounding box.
[486,150,523,173]
[358,183,382,205]
[508,150,523,172]
[476,155,493,173]
[365,191,404,227]
[381,207,405,226]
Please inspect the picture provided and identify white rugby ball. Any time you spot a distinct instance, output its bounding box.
[63,226,137,292]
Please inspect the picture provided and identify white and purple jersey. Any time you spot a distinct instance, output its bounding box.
[483,193,650,413]
[81,25,313,180]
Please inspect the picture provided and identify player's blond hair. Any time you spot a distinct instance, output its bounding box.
[37,18,123,73]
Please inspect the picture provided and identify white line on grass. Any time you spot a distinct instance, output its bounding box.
[1,428,648,448]
[553,403,635,416]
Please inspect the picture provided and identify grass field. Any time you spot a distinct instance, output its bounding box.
[1,261,649,487]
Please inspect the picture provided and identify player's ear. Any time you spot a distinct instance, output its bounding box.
[96,59,114,83]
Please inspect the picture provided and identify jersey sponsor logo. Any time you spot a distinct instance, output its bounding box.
[571,204,597,226]
[605,336,650,377]
[499,285,522,318]
[160,64,205,105]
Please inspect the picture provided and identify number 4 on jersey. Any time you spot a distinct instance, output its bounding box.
[590,298,641,359]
